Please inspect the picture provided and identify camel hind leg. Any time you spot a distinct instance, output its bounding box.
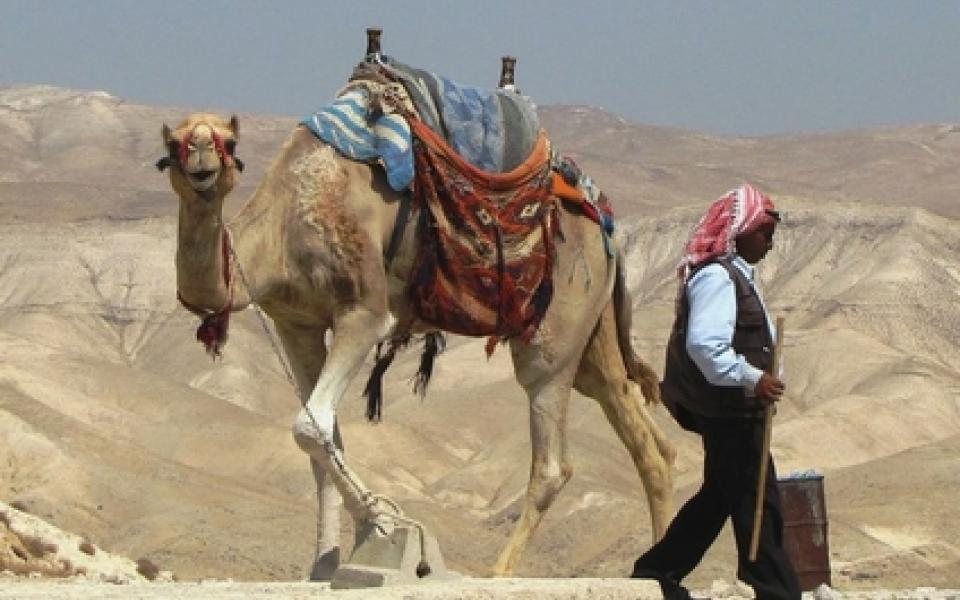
[574,301,676,542]
[491,339,581,576]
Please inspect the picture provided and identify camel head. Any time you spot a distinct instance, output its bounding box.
[158,113,244,201]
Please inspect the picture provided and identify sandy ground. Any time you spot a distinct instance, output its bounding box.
[0,578,663,600]
[1,578,959,600]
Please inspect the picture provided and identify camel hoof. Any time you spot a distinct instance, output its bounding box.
[331,522,453,589]
[308,547,340,581]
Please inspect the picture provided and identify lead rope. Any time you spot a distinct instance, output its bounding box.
[224,228,432,576]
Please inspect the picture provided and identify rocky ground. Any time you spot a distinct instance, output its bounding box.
[5,500,957,599]
[2,501,957,600]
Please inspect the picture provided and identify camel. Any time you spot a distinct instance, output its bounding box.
[158,110,676,578]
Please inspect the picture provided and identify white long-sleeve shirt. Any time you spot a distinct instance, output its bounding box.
[684,255,776,395]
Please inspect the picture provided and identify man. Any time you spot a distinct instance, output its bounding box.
[631,184,801,600]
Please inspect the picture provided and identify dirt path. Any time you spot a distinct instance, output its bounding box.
[0,578,663,600]
[1,579,959,600]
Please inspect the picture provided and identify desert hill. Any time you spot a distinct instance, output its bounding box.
[0,84,958,589]
[5,84,960,220]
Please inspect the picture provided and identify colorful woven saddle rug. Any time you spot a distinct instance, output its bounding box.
[302,58,613,347]
[407,116,557,345]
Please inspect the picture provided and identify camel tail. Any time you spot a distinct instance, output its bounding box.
[613,251,661,405]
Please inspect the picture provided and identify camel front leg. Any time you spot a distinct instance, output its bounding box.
[275,324,343,580]
[493,343,578,576]
[310,451,342,579]
[291,306,394,525]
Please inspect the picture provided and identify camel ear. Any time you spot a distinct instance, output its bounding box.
[159,123,179,171]
[225,117,241,170]
[161,123,180,154]
[222,137,241,171]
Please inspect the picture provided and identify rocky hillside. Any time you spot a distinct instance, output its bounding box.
[4,84,960,220]
[1,85,958,589]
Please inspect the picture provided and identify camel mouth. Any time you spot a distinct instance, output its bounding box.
[187,169,218,190]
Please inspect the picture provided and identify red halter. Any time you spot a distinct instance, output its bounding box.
[178,128,235,169]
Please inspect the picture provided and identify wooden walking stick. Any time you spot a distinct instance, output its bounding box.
[749,316,784,562]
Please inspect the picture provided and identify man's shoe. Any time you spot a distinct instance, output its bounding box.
[660,580,694,600]
[629,566,662,580]
[630,569,700,600]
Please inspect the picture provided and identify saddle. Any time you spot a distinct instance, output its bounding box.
[303,58,615,348]
[378,58,541,174]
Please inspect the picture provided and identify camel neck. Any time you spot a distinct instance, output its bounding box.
[175,200,251,312]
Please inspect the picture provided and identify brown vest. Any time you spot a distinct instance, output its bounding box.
[661,257,774,423]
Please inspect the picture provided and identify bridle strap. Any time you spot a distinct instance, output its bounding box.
[384,191,412,269]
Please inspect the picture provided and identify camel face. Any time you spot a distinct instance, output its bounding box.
[160,113,240,198]
[179,123,225,191]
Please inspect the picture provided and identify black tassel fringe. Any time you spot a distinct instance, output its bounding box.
[413,332,446,398]
[362,342,397,422]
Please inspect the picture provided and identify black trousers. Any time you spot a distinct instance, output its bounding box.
[632,413,801,600]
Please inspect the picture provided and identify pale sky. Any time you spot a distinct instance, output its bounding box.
[2,1,958,136]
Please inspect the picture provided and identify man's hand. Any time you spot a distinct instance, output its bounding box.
[754,373,785,404]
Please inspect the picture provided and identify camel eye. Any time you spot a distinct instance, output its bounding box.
[224,139,237,154]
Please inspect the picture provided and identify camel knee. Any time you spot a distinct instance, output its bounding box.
[292,408,335,455]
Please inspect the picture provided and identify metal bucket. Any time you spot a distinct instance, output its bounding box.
[778,474,831,590]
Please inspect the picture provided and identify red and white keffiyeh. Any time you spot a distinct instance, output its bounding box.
[679,184,778,281]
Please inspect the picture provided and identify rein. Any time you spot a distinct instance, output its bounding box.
[177,227,236,357]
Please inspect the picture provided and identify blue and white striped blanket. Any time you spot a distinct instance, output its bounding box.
[302,88,414,191]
